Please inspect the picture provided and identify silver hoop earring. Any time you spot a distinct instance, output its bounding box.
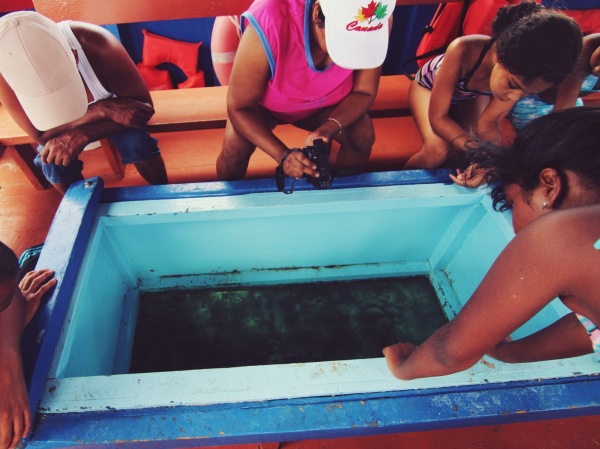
[541,201,549,209]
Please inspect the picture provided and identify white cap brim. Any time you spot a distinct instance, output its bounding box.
[320,0,395,70]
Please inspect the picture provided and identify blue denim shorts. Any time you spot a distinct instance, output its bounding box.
[34,128,160,184]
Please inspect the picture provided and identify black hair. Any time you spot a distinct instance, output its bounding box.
[491,2,545,37]
[495,8,582,84]
[0,240,19,284]
[468,107,600,211]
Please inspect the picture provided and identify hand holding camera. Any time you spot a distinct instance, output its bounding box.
[279,148,315,179]
[302,138,334,189]
[276,138,334,193]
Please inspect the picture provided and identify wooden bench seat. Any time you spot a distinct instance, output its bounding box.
[147,74,411,133]
[76,116,422,187]
[0,74,412,189]
[0,106,126,189]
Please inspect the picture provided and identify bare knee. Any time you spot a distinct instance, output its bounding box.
[52,182,73,195]
[337,115,375,167]
[404,142,449,170]
[422,143,449,168]
[217,127,255,180]
[134,155,168,185]
[52,173,84,195]
[349,114,375,149]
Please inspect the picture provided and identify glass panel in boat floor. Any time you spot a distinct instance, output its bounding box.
[130,276,447,373]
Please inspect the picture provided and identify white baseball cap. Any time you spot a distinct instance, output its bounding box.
[318,0,395,70]
[0,11,87,131]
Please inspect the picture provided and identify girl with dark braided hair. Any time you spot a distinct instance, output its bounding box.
[404,2,583,170]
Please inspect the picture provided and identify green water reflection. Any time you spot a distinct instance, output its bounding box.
[130,276,447,373]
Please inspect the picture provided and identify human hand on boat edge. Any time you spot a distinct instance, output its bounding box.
[280,133,334,180]
[382,342,417,377]
[449,164,485,188]
[19,269,56,328]
[280,134,335,180]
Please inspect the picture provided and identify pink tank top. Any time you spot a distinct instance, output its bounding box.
[242,0,353,123]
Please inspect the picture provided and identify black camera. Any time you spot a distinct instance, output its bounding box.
[303,138,333,189]
[276,138,334,193]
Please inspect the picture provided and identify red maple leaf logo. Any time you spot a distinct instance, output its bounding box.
[361,0,379,23]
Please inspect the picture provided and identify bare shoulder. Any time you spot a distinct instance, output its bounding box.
[229,23,270,87]
[67,21,127,74]
[444,35,492,71]
[68,21,124,57]
[531,206,600,236]
[490,206,600,315]
[583,33,600,72]
[67,21,147,98]
[518,206,600,262]
[70,21,126,67]
[583,33,600,52]
[535,206,600,319]
[446,34,492,56]
[237,23,265,59]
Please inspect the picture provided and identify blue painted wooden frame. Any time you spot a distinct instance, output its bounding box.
[100,169,454,203]
[22,178,105,441]
[29,378,600,448]
[23,171,600,448]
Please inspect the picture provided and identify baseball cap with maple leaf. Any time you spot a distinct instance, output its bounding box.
[318,0,395,69]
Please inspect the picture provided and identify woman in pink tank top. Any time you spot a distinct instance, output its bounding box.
[216,0,395,181]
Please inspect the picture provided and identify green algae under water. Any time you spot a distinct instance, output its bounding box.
[130,276,447,373]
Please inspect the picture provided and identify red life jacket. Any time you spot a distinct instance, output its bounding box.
[414,0,529,68]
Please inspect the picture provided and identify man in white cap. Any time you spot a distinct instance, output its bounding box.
[216,0,395,181]
[0,11,168,194]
